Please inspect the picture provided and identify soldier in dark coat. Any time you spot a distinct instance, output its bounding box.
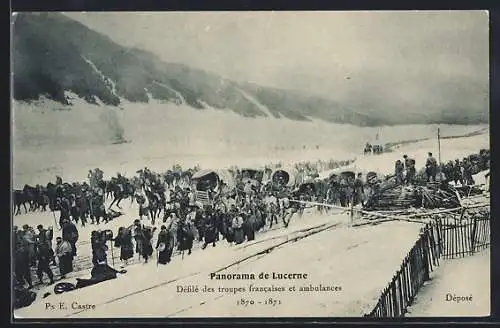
[22,225,36,267]
[338,177,348,207]
[194,209,205,243]
[177,216,195,255]
[395,160,404,185]
[156,225,171,264]
[462,158,475,186]
[353,173,365,206]
[69,194,79,224]
[225,206,237,243]
[136,194,149,220]
[91,231,108,266]
[243,209,258,242]
[425,152,438,182]
[201,208,218,249]
[232,214,245,245]
[61,219,79,257]
[442,161,454,184]
[91,191,107,224]
[403,155,410,171]
[35,239,54,285]
[141,226,154,263]
[327,180,340,206]
[76,193,89,227]
[267,201,279,229]
[406,157,416,185]
[115,227,134,267]
[133,220,145,257]
[453,159,464,186]
[36,225,55,266]
[58,197,71,229]
[14,228,33,288]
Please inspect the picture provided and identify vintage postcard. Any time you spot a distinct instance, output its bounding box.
[11,11,490,319]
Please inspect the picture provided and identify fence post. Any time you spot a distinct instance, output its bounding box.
[436,219,442,258]
[421,232,430,282]
[471,217,478,254]
[349,201,354,227]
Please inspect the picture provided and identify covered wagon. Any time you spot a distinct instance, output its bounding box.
[270,167,299,188]
[191,169,236,206]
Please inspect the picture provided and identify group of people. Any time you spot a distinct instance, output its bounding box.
[110,191,279,267]
[394,154,418,185]
[13,147,490,297]
[13,219,78,289]
[364,142,384,155]
[393,149,489,187]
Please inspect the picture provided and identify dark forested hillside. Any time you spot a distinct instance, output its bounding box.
[11,13,489,126]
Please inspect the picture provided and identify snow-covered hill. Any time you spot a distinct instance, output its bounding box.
[12,13,489,126]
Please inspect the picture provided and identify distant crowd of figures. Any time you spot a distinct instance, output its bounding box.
[393,149,489,186]
[364,143,384,155]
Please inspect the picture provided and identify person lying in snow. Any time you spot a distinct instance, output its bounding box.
[51,262,127,295]
[74,262,127,289]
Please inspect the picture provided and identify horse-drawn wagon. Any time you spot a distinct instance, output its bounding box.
[191,169,235,206]
[270,167,299,188]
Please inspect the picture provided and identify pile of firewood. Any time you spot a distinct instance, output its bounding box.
[450,185,484,198]
[419,185,461,209]
[364,183,461,211]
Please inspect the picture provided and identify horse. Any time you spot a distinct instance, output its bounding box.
[144,190,164,225]
[45,182,59,211]
[22,184,39,212]
[13,190,29,215]
[108,180,135,209]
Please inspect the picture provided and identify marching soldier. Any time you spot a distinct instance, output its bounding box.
[353,173,365,206]
[395,160,404,185]
[425,152,438,182]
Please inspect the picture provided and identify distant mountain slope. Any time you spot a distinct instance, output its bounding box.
[11,13,488,126]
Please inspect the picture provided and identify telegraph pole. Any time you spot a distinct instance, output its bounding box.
[437,127,441,165]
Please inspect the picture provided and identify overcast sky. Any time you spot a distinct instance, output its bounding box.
[64,11,489,113]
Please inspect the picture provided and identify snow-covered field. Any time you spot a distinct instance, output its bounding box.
[12,96,490,318]
[406,248,490,317]
[12,95,488,187]
[14,202,425,318]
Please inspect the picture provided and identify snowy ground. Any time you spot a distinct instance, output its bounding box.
[12,97,491,318]
[14,204,425,318]
[406,248,490,317]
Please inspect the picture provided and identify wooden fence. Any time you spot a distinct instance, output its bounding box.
[364,206,490,318]
[435,212,490,259]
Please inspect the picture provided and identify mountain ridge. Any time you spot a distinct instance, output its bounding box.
[11,12,489,126]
